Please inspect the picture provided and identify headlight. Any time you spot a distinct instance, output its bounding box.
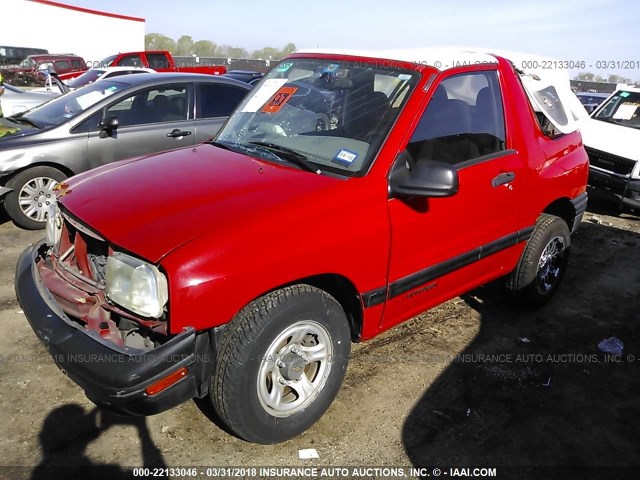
[45,201,62,250]
[105,252,168,318]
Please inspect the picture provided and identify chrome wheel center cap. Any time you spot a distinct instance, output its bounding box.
[279,352,306,381]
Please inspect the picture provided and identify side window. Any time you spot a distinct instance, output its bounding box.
[118,54,142,67]
[72,110,103,134]
[53,60,70,71]
[197,83,247,118]
[105,85,189,127]
[147,53,170,70]
[408,71,506,165]
[71,59,83,69]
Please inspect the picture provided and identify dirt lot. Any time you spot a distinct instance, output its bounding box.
[0,193,639,480]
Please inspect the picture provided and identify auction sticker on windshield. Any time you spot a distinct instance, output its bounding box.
[261,86,298,113]
[612,103,640,120]
[241,79,288,112]
[333,149,358,165]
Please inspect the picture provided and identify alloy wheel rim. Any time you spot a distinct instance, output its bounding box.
[18,177,58,222]
[257,320,333,417]
[536,236,565,294]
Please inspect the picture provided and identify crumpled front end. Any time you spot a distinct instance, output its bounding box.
[15,207,217,415]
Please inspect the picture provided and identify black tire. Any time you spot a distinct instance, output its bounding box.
[506,214,571,308]
[4,166,67,230]
[211,284,351,444]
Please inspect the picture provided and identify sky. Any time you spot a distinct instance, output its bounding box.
[64,0,639,80]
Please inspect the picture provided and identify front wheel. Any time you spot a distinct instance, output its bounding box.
[506,214,571,308]
[210,285,351,444]
[4,166,67,230]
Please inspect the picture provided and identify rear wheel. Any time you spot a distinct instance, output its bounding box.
[506,214,570,307]
[4,166,67,230]
[210,285,351,444]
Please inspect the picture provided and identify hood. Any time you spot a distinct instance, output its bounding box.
[0,117,39,139]
[59,145,342,262]
[579,118,640,162]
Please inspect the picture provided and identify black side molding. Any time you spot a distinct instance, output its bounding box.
[361,226,534,307]
[362,287,387,307]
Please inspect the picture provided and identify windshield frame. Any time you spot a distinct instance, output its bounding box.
[214,56,421,177]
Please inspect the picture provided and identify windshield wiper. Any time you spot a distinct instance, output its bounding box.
[204,139,234,151]
[248,141,320,173]
[7,115,41,129]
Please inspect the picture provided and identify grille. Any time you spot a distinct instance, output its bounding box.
[586,146,635,176]
[58,212,109,288]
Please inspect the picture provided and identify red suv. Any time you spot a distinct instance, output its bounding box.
[16,49,588,444]
[1,54,86,86]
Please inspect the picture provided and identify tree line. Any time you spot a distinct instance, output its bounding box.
[574,72,637,84]
[145,33,296,60]
[144,36,639,84]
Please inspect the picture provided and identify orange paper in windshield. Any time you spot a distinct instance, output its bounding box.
[261,86,298,113]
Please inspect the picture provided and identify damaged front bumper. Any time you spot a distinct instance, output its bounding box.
[588,167,640,211]
[15,240,215,415]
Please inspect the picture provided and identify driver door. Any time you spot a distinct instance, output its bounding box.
[382,70,524,329]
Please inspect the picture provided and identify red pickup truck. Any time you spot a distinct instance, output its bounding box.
[59,50,226,81]
[16,48,588,444]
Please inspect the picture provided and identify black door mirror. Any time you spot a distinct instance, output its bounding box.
[99,115,119,138]
[389,158,459,198]
[100,115,119,131]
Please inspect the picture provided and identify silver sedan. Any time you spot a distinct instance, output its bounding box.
[0,83,60,116]
[0,73,251,229]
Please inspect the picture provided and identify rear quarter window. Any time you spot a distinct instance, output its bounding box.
[197,83,248,118]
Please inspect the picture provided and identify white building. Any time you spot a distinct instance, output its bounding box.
[2,0,145,64]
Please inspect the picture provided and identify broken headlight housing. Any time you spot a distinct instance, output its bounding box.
[105,252,168,318]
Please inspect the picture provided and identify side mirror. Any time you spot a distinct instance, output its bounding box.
[99,115,119,138]
[389,158,459,198]
[100,115,119,131]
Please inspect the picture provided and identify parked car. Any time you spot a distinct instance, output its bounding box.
[58,66,156,91]
[1,54,86,87]
[0,83,60,116]
[0,45,48,67]
[62,50,227,82]
[15,49,589,443]
[0,73,251,228]
[579,86,640,212]
[575,92,609,114]
[222,70,264,85]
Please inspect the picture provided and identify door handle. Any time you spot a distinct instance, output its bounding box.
[492,172,516,187]
[166,129,192,138]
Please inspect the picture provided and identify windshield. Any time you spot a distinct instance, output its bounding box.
[19,57,36,68]
[67,69,105,89]
[21,80,125,128]
[594,91,640,129]
[100,55,117,68]
[215,58,419,175]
